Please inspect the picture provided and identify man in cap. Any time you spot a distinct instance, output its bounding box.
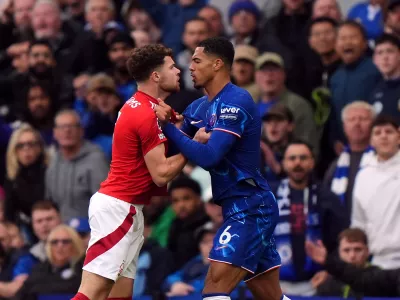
[231,44,259,101]
[255,52,318,155]
[260,103,294,181]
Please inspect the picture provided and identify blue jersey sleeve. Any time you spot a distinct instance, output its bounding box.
[213,96,251,138]
[12,254,37,278]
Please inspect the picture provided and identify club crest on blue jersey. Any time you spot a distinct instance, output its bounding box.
[208,113,217,127]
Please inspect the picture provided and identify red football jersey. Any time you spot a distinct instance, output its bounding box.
[99,91,168,204]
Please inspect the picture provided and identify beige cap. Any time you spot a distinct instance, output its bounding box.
[234,45,259,64]
[256,52,284,70]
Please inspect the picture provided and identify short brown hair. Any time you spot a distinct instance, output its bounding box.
[339,228,368,245]
[31,200,59,215]
[126,44,173,82]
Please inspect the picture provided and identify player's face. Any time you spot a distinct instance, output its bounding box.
[283,144,315,184]
[32,208,61,241]
[171,188,201,220]
[371,124,400,160]
[157,56,181,93]
[48,229,74,265]
[15,131,42,167]
[189,47,215,89]
[339,238,369,267]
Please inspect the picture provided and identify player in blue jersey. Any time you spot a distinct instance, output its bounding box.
[155,37,289,300]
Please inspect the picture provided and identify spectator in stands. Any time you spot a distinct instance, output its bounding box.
[317,228,374,297]
[257,0,312,98]
[167,176,210,271]
[137,0,206,55]
[324,102,375,226]
[4,222,24,250]
[46,109,108,221]
[106,32,136,102]
[64,0,85,27]
[329,21,381,144]
[4,125,47,241]
[13,225,85,300]
[384,0,400,39]
[231,44,259,101]
[271,140,345,296]
[352,115,400,269]
[369,34,400,118]
[228,0,260,47]
[134,213,173,298]
[130,30,151,48]
[163,222,215,297]
[177,17,210,91]
[143,196,176,248]
[121,1,161,44]
[312,0,342,21]
[31,0,81,73]
[306,239,400,297]
[0,201,61,298]
[255,52,318,155]
[348,0,385,45]
[0,222,29,298]
[197,5,225,38]
[0,187,4,222]
[68,217,90,249]
[12,82,56,145]
[0,40,74,121]
[260,104,294,182]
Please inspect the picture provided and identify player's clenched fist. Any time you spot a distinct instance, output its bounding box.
[155,100,172,125]
[193,127,211,144]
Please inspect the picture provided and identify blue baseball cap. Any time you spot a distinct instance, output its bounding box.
[68,218,90,234]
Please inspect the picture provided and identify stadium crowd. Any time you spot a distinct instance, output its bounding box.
[0,0,400,299]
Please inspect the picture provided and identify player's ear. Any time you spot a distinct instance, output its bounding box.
[213,58,224,71]
[150,71,160,83]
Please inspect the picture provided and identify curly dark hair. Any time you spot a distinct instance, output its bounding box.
[126,44,173,82]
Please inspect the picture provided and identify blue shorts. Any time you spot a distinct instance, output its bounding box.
[209,190,281,281]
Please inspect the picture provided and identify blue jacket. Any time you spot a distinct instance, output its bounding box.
[368,78,400,120]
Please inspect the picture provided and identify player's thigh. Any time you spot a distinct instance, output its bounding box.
[78,270,114,300]
[83,193,138,282]
[203,260,248,294]
[245,267,282,300]
[108,276,134,298]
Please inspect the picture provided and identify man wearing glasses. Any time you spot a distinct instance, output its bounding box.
[269,140,346,296]
[46,109,109,221]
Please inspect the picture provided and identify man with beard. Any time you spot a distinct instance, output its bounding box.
[270,140,345,296]
[0,40,74,122]
[106,33,137,102]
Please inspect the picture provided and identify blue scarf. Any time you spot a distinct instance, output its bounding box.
[331,146,375,204]
[274,179,322,281]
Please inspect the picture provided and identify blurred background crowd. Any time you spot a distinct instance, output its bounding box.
[0,0,400,299]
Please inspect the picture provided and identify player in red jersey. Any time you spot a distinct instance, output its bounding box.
[72,45,190,300]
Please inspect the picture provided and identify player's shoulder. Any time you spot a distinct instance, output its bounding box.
[223,84,254,107]
[122,94,155,119]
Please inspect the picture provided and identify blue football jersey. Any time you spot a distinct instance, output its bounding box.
[180,83,270,203]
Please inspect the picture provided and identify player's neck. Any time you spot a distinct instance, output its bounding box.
[137,84,169,101]
[205,76,231,100]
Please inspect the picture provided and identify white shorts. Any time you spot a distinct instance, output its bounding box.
[82,192,144,282]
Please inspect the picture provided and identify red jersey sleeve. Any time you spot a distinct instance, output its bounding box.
[137,113,167,156]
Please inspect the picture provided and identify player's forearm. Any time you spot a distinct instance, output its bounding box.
[156,153,187,186]
[163,123,234,170]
